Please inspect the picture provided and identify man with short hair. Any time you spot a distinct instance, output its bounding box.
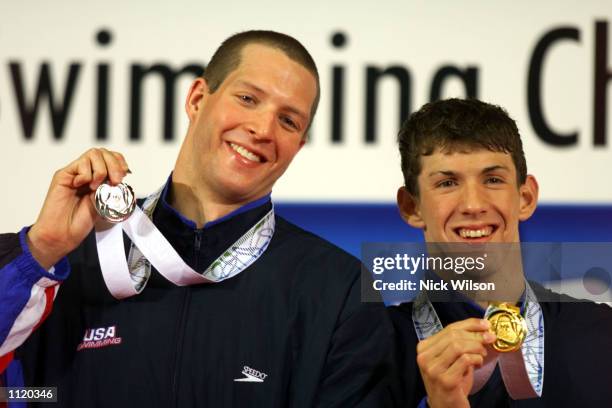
[0,31,393,407]
[389,98,612,407]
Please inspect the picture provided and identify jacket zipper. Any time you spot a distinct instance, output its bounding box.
[194,230,203,271]
[171,230,201,405]
[171,288,190,407]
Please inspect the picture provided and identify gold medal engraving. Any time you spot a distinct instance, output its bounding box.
[486,303,527,353]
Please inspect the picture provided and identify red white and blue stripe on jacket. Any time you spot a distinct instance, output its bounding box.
[0,227,70,393]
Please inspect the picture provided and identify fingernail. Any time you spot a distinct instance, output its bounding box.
[483,332,496,342]
[481,319,490,329]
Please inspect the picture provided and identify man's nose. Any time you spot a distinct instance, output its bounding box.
[459,182,488,215]
[247,110,275,141]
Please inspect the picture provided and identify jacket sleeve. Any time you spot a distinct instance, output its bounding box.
[314,273,397,408]
[0,227,70,359]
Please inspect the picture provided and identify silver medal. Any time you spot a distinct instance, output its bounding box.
[94,182,136,223]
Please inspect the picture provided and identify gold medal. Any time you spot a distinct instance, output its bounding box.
[485,303,527,353]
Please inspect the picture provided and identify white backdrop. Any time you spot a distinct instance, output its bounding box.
[1,0,611,231]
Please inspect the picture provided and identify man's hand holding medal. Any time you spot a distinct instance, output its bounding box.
[27,148,131,269]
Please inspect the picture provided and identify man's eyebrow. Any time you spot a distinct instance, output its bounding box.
[482,165,510,173]
[427,165,510,178]
[284,105,308,122]
[427,170,456,177]
[236,80,266,94]
[236,80,308,122]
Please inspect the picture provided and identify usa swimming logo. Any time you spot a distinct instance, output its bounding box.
[77,326,122,351]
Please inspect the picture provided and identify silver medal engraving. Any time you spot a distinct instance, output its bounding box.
[95,182,136,223]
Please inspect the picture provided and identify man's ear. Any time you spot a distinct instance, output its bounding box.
[185,77,209,122]
[397,186,426,229]
[518,175,539,221]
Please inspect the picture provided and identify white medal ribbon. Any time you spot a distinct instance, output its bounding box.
[95,187,275,299]
[412,281,544,400]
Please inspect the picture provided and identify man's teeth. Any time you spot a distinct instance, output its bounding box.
[459,228,492,238]
[230,143,261,163]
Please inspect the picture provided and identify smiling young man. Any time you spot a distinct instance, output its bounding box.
[389,99,612,407]
[0,31,393,407]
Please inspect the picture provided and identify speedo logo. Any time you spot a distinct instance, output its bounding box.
[233,366,268,383]
[77,326,122,351]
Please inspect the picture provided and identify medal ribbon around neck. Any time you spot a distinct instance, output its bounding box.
[95,186,275,299]
[412,281,544,400]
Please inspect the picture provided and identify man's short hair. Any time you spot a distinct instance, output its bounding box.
[203,30,320,131]
[398,98,528,197]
